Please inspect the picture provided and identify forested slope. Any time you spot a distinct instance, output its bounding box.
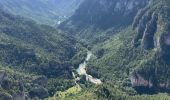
[0,8,85,100]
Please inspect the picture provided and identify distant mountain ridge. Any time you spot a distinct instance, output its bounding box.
[0,0,83,25]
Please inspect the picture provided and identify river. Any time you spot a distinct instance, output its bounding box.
[76,51,102,85]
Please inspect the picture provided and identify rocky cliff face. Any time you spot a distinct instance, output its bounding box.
[131,0,170,93]
[63,0,149,29]
[131,73,152,87]
[132,0,170,57]
[131,71,170,94]
[59,0,149,43]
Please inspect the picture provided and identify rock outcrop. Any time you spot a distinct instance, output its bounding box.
[131,73,153,88]
[141,13,158,50]
[132,11,158,50]
[131,1,170,93]
[133,11,152,47]
[132,0,170,57]
[131,71,170,94]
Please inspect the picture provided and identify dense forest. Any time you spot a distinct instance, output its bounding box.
[0,0,170,100]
